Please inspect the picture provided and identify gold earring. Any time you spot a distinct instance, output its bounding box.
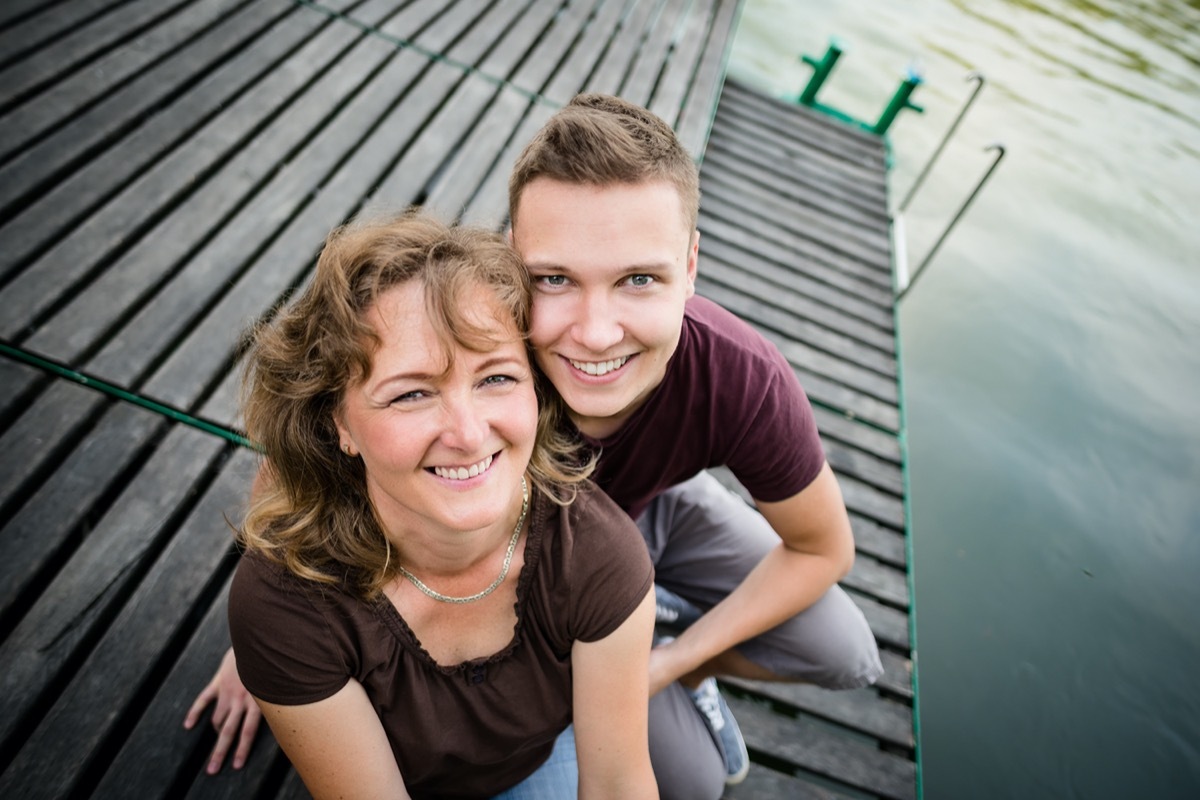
[343,443,353,456]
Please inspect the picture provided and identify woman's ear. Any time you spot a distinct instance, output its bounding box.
[333,411,357,458]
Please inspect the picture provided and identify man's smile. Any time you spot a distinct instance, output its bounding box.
[567,355,632,377]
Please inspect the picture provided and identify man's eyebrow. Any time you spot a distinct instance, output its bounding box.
[525,260,675,274]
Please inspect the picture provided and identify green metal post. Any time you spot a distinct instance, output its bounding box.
[798,40,843,107]
[873,68,924,135]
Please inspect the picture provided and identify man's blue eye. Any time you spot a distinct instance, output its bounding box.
[628,274,653,287]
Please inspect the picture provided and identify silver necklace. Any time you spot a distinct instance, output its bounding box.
[398,476,528,604]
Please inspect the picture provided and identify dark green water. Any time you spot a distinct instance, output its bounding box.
[728,1,1200,797]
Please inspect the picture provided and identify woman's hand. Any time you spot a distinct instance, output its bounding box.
[183,648,261,773]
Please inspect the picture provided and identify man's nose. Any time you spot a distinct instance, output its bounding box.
[572,291,623,353]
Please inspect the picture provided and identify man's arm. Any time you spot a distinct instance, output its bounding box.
[647,462,854,693]
[256,680,409,800]
[572,588,658,799]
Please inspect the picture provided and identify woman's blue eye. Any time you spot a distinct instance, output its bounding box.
[539,275,567,287]
[482,375,514,387]
[393,391,426,403]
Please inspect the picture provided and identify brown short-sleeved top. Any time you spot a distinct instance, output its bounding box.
[585,295,826,518]
[228,482,652,800]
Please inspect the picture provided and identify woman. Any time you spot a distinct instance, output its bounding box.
[227,211,658,799]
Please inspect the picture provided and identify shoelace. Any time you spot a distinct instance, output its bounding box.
[656,602,680,622]
[692,682,727,731]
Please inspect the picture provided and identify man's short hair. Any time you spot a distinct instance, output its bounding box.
[509,94,700,231]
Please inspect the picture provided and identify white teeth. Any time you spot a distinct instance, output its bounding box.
[434,454,493,481]
[569,356,630,376]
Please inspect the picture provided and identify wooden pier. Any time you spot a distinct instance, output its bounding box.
[0,1,915,797]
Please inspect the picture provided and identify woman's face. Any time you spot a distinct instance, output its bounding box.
[334,280,538,538]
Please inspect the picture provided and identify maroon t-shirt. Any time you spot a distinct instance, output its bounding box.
[229,483,652,800]
[585,295,826,519]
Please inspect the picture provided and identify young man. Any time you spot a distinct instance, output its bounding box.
[189,95,881,799]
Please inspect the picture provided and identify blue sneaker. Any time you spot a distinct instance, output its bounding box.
[654,584,704,630]
[689,677,749,785]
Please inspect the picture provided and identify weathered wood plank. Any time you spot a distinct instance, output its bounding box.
[460,98,557,228]
[476,0,563,80]
[620,0,690,105]
[813,405,902,464]
[796,370,899,432]
[582,0,662,99]
[844,552,909,609]
[0,379,107,516]
[719,79,888,174]
[724,676,914,749]
[21,33,405,366]
[93,570,281,800]
[648,0,720,127]
[704,129,889,232]
[503,0,603,94]
[724,763,857,799]
[274,768,313,800]
[0,1,351,286]
[725,694,917,800]
[0,358,43,424]
[674,0,740,154]
[702,157,892,268]
[700,235,893,331]
[699,211,893,306]
[0,446,253,800]
[542,0,631,104]
[700,256,896,354]
[0,6,369,321]
[0,0,195,116]
[849,590,910,651]
[822,436,905,496]
[423,84,530,221]
[878,649,914,700]
[0,0,248,160]
[0,395,161,628]
[695,278,896,379]
[850,512,908,570]
[0,0,295,218]
[713,107,888,201]
[0,0,123,74]
[838,472,906,529]
[0,424,225,761]
[0,0,72,31]
[701,193,892,292]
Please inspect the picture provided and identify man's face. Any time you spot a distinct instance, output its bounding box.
[512,178,698,439]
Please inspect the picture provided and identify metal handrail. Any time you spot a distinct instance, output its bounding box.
[897,142,1006,301]
[899,72,986,212]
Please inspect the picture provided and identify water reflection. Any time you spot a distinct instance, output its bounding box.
[948,0,1200,127]
[729,0,1200,797]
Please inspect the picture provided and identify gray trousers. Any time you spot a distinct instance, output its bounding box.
[639,470,883,799]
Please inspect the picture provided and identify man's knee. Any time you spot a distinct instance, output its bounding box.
[738,586,883,690]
